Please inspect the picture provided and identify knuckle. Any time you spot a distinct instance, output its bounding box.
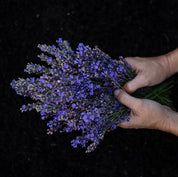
[142,75,150,86]
[124,83,135,93]
[145,79,151,86]
[134,99,143,110]
[124,83,132,92]
[116,90,125,101]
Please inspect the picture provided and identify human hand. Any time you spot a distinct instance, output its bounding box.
[114,89,178,135]
[123,54,171,93]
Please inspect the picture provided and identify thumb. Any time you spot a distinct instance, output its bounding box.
[114,89,141,110]
[123,74,146,93]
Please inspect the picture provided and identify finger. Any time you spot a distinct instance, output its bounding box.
[118,120,139,129]
[118,115,142,129]
[118,117,133,128]
[114,89,141,110]
[118,121,133,129]
[123,74,147,93]
[125,57,139,70]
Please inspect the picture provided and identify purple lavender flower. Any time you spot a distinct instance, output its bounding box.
[10,37,135,153]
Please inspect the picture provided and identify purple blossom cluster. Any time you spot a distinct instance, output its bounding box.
[10,38,135,153]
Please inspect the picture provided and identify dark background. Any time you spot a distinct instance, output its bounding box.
[1,0,178,176]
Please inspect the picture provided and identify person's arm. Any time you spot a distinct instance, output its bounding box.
[123,48,178,93]
[114,89,178,136]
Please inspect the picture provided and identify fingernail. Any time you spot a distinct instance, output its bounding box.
[114,89,120,97]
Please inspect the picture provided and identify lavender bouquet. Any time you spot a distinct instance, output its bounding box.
[10,38,173,153]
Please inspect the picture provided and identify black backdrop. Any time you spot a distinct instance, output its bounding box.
[1,0,178,176]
